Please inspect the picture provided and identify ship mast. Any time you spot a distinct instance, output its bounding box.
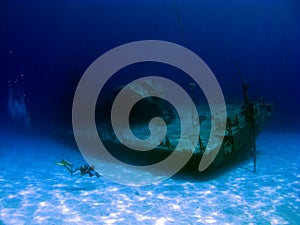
[235,63,257,173]
[173,0,187,47]
[173,0,197,126]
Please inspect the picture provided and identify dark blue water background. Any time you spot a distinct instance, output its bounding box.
[0,0,299,133]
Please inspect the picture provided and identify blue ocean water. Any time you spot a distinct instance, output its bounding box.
[1,0,299,224]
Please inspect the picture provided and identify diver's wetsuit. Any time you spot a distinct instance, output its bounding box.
[77,165,101,178]
[63,163,100,178]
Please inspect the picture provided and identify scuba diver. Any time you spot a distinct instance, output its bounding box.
[56,159,101,178]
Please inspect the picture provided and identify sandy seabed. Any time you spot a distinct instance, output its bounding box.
[0,131,299,224]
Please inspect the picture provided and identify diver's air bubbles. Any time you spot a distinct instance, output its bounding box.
[7,74,31,128]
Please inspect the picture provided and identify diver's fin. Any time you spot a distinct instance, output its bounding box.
[61,159,73,166]
[56,159,73,166]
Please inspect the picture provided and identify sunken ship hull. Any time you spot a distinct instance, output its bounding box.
[96,79,272,174]
[100,101,272,173]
